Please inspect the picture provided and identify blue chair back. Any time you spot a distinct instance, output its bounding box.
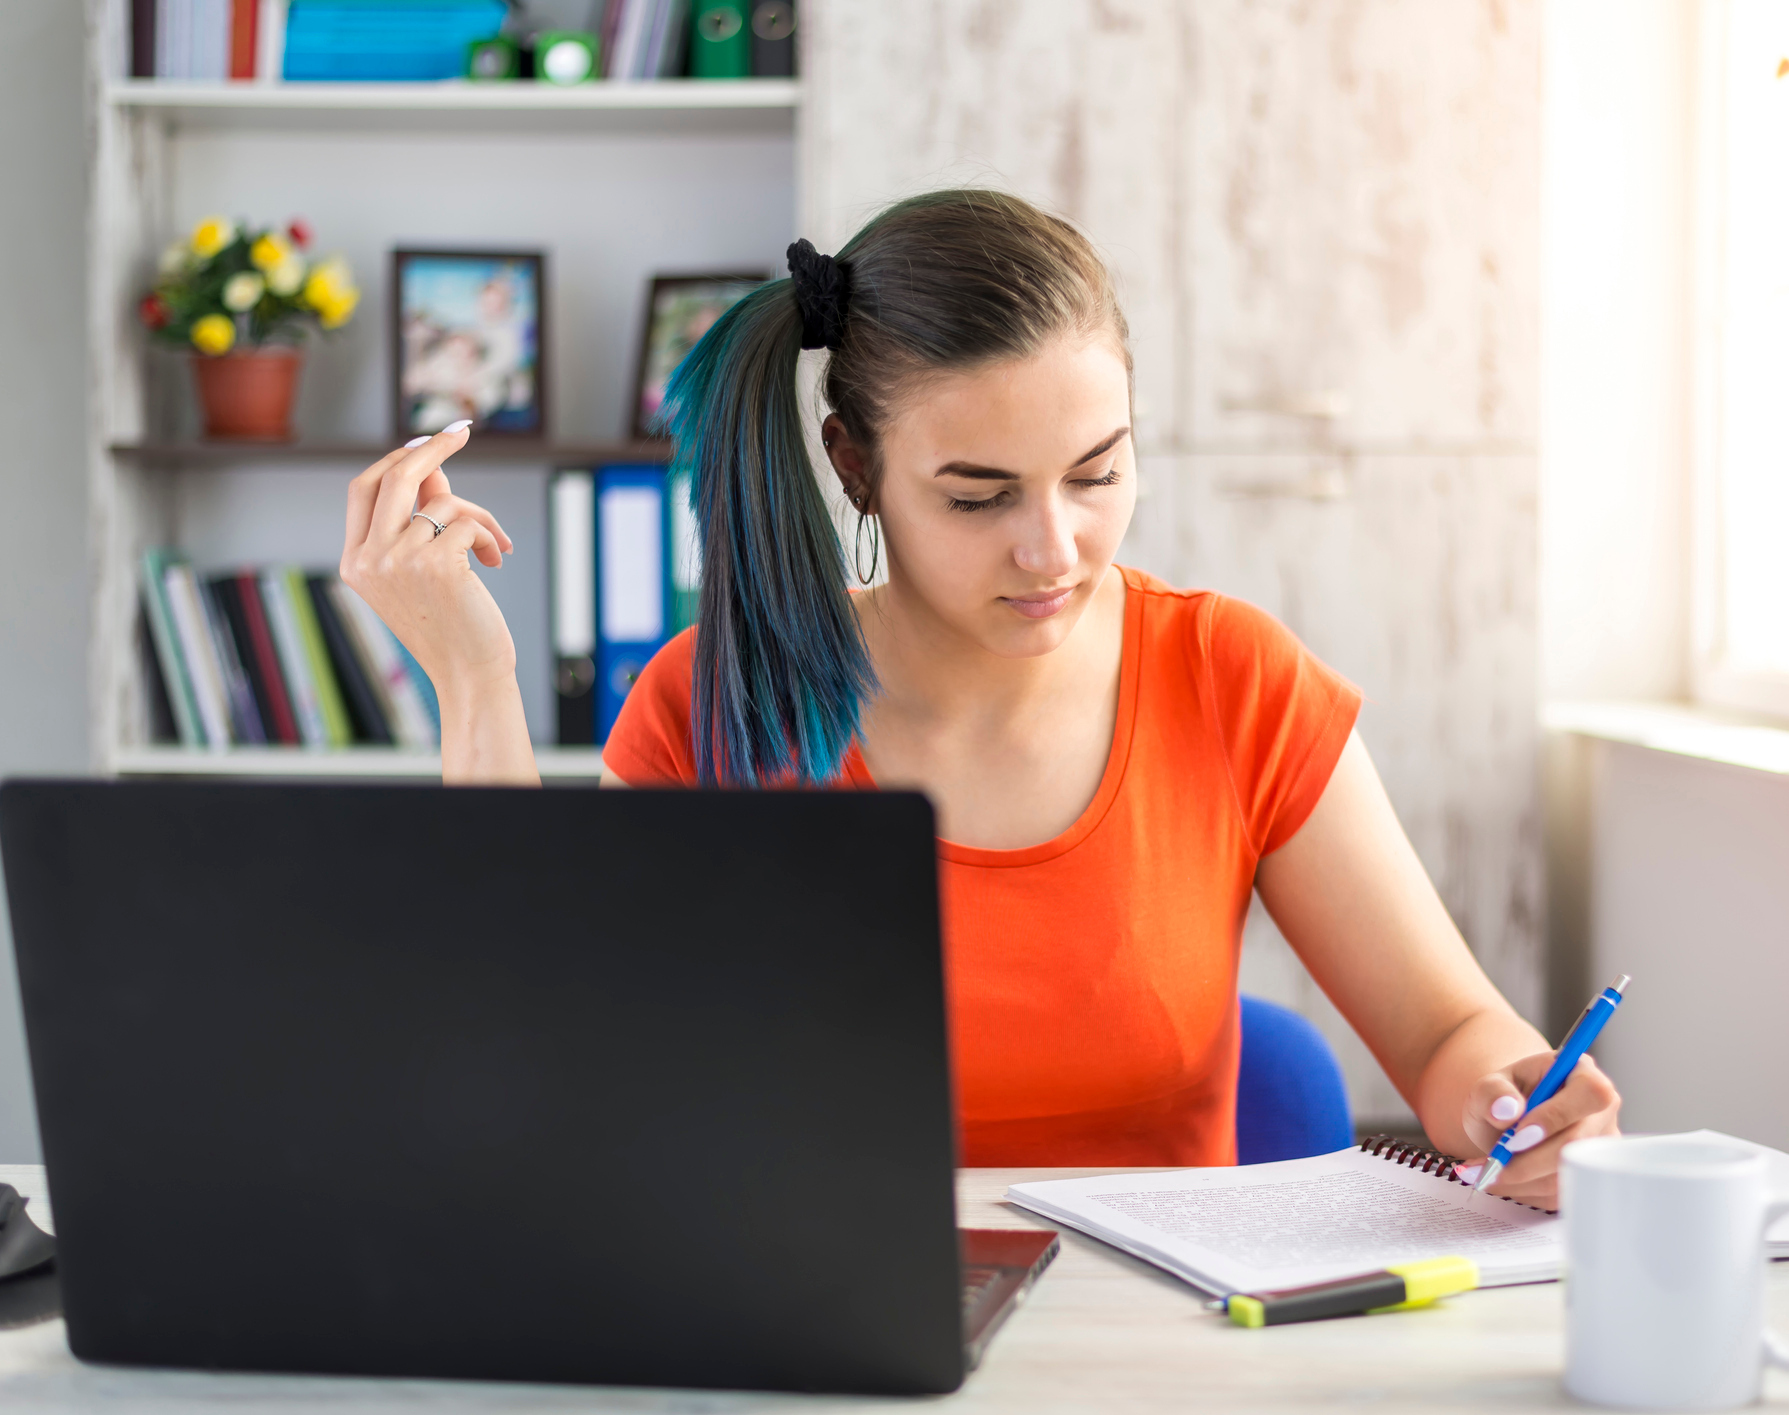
[1236,995,1353,1164]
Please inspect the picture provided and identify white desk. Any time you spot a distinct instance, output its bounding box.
[3,1165,1787,1412]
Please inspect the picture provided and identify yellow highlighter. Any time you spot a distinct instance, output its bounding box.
[1217,1256,1480,1328]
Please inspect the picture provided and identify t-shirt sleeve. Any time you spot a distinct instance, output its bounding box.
[1202,596,1362,857]
[599,628,699,786]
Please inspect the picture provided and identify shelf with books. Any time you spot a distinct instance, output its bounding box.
[109,440,672,468]
[106,79,801,134]
[113,745,607,779]
[85,0,797,775]
[140,555,449,753]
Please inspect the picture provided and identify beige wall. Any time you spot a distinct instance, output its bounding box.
[0,0,89,1163]
[802,0,1542,1125]
[1583,741,1789,1153]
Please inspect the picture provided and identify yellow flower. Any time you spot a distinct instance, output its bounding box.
[190,313,235,356]
[249,232,291,272]
[301,257,353,310]
[302,256,359,328]
[266,255,305,297]
[317,286,360,330]
[189,216,237,261]
[222,272,265,312]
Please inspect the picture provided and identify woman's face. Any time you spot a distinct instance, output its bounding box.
[837,333,1135,659]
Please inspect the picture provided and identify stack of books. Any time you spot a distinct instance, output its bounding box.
[141,551,440,750]
[600,0,688,80]
[130,0,794,82]
[601,0,796,80]
[130,0,509,82]
[136,0,262,79]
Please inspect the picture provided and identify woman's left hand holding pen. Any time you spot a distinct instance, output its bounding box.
[1455,1054,1621,1208]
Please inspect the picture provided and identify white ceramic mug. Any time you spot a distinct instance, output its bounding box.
[1563,1134,1789,1410]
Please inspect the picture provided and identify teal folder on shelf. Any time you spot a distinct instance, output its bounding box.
[667,464,700,637]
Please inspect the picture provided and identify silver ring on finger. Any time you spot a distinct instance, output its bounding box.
[411,511,447,539]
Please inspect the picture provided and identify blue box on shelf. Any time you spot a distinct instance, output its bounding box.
[282,0,509,82]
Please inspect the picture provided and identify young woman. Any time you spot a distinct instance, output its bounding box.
[342,189,1618,1205]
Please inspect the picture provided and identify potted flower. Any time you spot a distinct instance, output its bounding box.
[139,217,361,441]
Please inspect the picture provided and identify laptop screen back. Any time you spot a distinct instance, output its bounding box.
[0,780,964,1395]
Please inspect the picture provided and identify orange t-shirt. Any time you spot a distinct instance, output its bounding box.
[602,567,1361,1166]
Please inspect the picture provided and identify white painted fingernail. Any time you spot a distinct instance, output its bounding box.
[403,436,430,448]
[1509,1124,1545,1153]
[1491,1095,1523,1123]
[444,419,473,433]
[1455,1163,1483,1184]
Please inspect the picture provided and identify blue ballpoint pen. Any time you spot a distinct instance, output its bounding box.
[1472,974,1630,1194]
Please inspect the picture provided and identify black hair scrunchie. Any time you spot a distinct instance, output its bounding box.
[786,239,850,351]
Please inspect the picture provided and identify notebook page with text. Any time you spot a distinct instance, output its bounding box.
[1007,1147,1559,1297]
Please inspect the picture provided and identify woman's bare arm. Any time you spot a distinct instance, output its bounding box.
[1254,731,1618,1206]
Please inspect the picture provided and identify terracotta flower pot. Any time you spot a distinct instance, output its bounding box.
[191,347,304,441]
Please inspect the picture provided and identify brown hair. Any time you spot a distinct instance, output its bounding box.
[661,188,1129,786]
[824,189,1130,489]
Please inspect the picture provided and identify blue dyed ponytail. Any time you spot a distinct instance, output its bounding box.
[663,189,1129,787]
[662,279,870,785]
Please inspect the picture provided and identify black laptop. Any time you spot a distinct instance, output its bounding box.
[0,780,1055,1395]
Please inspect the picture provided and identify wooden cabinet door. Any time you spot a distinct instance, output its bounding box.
[1184,0,1539,452]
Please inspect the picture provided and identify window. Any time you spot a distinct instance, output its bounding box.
[1694,0,1789,715]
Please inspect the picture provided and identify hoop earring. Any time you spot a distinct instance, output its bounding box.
[854,508,881,585]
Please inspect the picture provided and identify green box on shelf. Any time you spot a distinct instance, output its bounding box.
[466,36,521,80]
[691,0,749,78]
[536,30,599,84]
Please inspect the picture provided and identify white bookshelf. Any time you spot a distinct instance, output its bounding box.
[86,0,800,777]
[106,78,800,134]
[114,746,606,780]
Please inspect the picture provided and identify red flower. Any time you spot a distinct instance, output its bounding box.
[287,218,313,250]
[138,293,169,330]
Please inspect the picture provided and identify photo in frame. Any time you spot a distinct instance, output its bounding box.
[630,273,769,440]
[392,249,546,438]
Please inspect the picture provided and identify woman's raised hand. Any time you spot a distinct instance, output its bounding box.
[341,424,537,784]
[1456,1053,1621,1208]
[340,423,514,695]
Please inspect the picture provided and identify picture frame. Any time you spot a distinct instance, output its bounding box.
[629,272,770,440]
[391,249,547,440]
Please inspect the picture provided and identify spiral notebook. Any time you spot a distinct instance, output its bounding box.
[1007,1133,1789,1299]
[1009,1137,1546,1298]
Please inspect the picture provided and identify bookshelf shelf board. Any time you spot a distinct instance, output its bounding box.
[106,79,799,134]
[113,746,607,780]
[108,441,670,469]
